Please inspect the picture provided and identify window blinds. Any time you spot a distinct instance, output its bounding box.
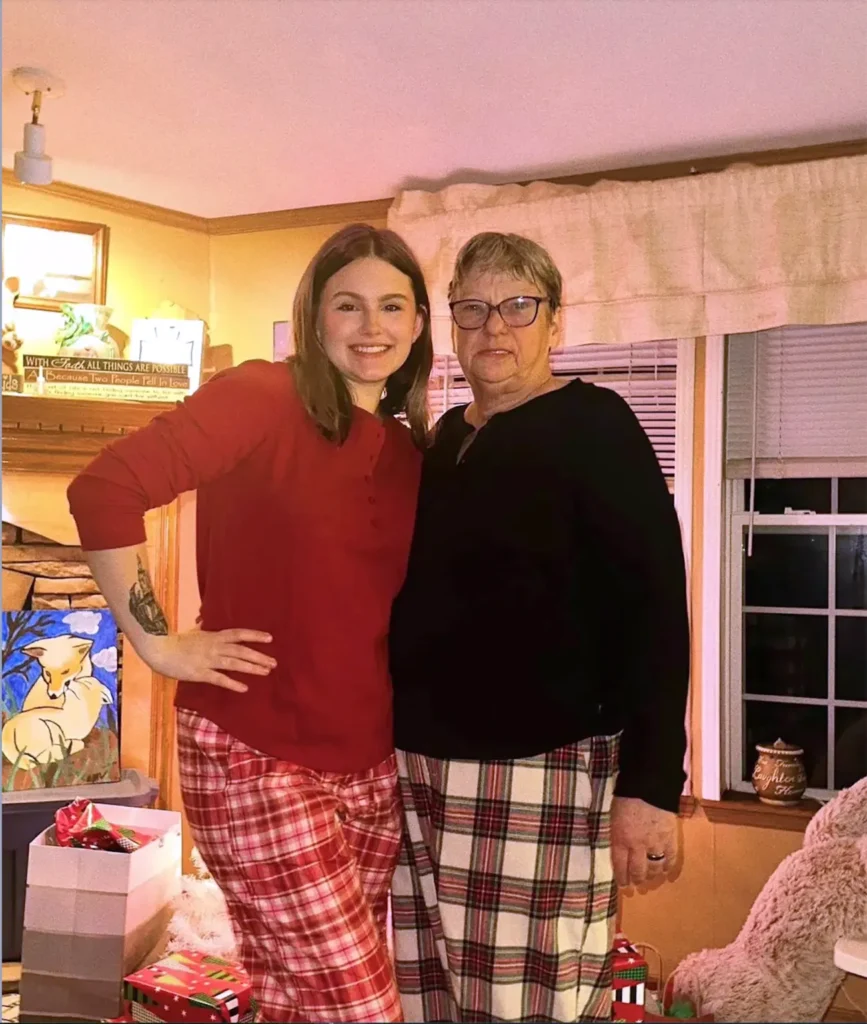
[428,340,679,480]
[725,323,867,479]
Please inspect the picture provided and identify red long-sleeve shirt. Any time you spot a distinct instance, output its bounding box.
[67,359,422,772]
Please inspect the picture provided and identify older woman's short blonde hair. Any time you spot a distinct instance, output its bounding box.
[448,232,563,312]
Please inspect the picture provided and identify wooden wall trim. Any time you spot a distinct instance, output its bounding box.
[2,165,389,235]
[2,168,210,234]
[678,795,698,818]
[148,501,180,812]
[700,792,821,832]
[4,138,865,236]
[207,196,392,235]
[544,137,867,188]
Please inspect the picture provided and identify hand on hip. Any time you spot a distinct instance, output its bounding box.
[138,627,275,691]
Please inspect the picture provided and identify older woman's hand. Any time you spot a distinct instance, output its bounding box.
[611,796,678,888]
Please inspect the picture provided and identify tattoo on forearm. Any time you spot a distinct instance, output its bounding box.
[129,556,169,635]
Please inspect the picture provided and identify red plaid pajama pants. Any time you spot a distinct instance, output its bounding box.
[176,708,404,1023]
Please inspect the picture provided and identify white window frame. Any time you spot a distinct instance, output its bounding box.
[674,340,696,793]
[700,336,726,801]
[704,333,867,799]
[725,489,867,799]
[674,339,695,584]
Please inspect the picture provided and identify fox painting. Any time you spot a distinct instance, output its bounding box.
[20,634,94,704]
[1,609,121,791]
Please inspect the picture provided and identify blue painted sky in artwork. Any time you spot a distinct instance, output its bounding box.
[1,609,120,729]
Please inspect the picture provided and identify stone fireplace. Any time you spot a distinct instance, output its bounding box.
[2,522,106,612]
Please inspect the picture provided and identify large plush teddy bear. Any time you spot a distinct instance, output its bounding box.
[668,777,867,1023]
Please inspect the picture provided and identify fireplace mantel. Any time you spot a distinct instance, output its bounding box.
[2,394,175,473]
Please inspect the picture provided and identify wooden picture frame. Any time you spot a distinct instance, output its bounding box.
[1,213,109,313]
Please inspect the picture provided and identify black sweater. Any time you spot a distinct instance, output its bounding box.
[388,379,690,813]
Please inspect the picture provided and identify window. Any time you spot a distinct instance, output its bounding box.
[428,340,679,483]
[724,324,867,796]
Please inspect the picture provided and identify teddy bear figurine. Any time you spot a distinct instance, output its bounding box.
[667,777,867,1023]
[2,275,24,376]
[2,322,23,375]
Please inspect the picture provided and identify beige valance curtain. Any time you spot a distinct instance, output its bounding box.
[387,154,867,353]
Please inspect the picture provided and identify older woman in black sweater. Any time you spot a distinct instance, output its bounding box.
[388,232,690,1023]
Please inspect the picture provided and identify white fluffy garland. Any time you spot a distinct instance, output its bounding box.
[165,847,238,960]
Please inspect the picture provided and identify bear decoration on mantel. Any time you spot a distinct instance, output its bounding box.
[2,276,24,375]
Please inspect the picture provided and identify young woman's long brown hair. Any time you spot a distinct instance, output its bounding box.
[289,224,433,447]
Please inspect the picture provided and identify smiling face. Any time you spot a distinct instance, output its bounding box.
[317,257,423,406]
[451,271,560,395]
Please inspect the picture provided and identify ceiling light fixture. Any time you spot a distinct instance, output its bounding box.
[11,67,65,186]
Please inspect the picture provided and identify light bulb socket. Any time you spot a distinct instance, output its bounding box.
[14,122,52,185]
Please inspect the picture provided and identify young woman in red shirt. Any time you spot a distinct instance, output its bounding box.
[67,224,433,1023]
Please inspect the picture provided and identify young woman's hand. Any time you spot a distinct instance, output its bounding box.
[137,628,275,692]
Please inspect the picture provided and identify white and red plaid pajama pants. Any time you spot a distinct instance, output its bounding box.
[176,708,404,1023]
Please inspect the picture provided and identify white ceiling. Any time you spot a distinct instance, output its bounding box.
[2,0,865,218]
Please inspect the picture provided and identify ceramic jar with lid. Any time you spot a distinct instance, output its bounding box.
[751,738,808,805]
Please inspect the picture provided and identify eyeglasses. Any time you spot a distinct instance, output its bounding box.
[449,295,550,330]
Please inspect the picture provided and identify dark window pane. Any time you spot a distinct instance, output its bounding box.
[744,532,828,609]
[835,708,867,789]
[745,613,828,698]
[836,530,867,611]
[744,478,831,514]
[838,478,867,514]
[743,700,827,788]
[836,617,867,702]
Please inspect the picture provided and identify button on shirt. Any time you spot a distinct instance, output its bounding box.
[67,360,422,773]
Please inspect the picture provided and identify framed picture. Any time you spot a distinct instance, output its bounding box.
[129,318,206,393]
[1,608,121,792]
[273,320,293,361]
[1,213,109,313]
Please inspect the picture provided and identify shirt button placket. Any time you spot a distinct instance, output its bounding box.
[368,444,377,525]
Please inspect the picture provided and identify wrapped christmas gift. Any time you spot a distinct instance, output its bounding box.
[121,950,257,1023]
[612,934,649,1023]
[19,804,181,1024]
[56,798,160,852]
